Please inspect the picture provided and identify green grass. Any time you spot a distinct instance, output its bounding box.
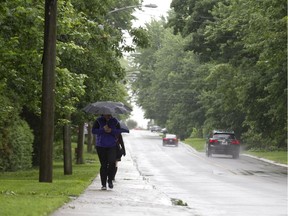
[244,151,287,165]
[183,138,287,165]
[0,146,99,216]
[183,138,206,152]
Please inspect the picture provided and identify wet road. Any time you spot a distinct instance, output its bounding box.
[124,130,287,216]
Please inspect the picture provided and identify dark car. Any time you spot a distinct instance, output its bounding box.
[163,134,178,147]
[206,130,240,159]
[150,125,161,132]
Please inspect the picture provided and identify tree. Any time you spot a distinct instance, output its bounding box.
[168,0,219,62]
[60,0,150,164]
[158,0,286,148]
[132,20,204,139]
[0,0,152,174]
[0,0,44,166]
[204,0,287,148]
[126,119,137,129]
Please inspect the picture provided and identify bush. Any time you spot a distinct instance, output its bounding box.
[53,140,64,160]
[0,119,34,171]
[241,129,282,151]
[190,127,203,138]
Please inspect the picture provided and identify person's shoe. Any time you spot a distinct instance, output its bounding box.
[108,180,113,189]
[101,186,107,190]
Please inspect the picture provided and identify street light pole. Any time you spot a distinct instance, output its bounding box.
[108,4,157,14]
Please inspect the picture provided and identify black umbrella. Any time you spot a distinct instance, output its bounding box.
[119,121,129,133]
[83,101,132,115]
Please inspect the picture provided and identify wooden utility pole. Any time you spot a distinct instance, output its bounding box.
[39,0,57,182]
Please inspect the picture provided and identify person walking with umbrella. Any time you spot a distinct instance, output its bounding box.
[92,114,122,190]
[84,101,132,190]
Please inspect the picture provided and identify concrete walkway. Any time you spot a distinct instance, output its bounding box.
[51,150,195,216]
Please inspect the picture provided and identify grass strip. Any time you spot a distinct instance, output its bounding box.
[0,148,99,216]
[244,151,287,165]
[183,138,206,152]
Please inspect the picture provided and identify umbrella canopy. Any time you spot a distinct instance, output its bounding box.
[83,101,132,115]
[119,121,129,133]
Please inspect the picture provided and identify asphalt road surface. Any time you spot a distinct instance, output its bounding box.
[124,130,287,216]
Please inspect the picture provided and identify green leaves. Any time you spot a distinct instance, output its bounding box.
[55,67,87,117]
[132,21,204,138]
[0,0,143,165]
[130,27,150,48]
[134,0,286,148]
[0,0,43,114]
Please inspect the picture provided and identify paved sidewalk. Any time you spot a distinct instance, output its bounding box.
[51,150,195,216]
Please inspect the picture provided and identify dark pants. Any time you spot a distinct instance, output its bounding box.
[96,146,116,187]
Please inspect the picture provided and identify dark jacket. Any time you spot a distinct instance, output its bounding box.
[92,116,122,148]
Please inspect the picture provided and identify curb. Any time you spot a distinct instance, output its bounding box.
[241,153,288,168]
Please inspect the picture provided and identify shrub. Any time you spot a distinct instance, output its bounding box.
[190,127,203,138]
[0,119,34,171]
[241,129,279,151]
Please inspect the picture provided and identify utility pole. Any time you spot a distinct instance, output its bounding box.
[39,0,57,182]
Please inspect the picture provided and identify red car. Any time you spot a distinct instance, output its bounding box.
[163,134,178,147]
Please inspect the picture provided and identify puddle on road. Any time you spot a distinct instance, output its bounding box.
[212,169,273,177]
[237,169,271,177]
[171,198,188,206]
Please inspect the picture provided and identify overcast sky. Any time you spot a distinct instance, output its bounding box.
[132,0,172,27]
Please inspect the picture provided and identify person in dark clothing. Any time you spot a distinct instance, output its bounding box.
[113,133,126,180]
[92,114,122,190]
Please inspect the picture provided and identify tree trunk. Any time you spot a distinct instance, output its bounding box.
[76,123,84,164]
[87,122,93,153]
[63,114,72,175]
[39,0,57,183]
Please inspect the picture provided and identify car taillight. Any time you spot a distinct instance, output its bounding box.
[209,139,218,143]
[231,140,240,145]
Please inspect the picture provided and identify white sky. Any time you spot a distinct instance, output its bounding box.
[129,0,172,128]
[132,0,172,27]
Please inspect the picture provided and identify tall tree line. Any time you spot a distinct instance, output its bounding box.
[132,0,287,149]
[0,0,148,172]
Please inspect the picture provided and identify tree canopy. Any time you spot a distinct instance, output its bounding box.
[0,0,150,170]
[132,0,287,148]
